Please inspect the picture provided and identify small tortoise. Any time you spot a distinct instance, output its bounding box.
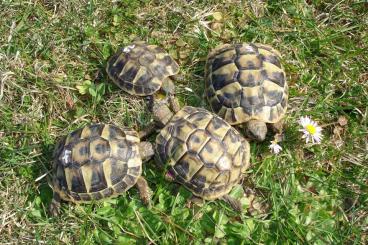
[205,43,288,141]
[50,124,154,216]
[154,106,251,210]
[106,41,180,112]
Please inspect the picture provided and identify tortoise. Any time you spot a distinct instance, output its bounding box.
[154,106,251,211]
[49,124,154,216]
[205,43,288,141]
[106,41,180,112]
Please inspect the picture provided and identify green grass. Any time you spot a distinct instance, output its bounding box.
[1,0,367,244]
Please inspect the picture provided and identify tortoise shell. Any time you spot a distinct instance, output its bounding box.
[205,43,288,125]
[155,106,251,200]
[52,124,142,203]
[106,41,179,96]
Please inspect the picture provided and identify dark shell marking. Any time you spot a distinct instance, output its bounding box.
[52,124,142,203]
[106,42,179,96]
[205,43,288,125]
[155,106,251,200]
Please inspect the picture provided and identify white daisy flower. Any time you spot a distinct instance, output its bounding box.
[298,116,323,144]
[269,140,282,154]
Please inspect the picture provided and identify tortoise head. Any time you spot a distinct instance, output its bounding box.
[138,141,155,161]
[161,78,176,96]
[245,119,267,142]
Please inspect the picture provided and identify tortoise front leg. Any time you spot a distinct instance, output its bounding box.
[135,176,152,206]
[186,196,205,209]
[268,119,284,135]
[49,191,61,217]
[221,195,242,212]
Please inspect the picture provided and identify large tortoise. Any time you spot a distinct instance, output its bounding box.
[106,41,180,112]
[205,43,288,141]
[50,124,154,215]
[154,106,251,210]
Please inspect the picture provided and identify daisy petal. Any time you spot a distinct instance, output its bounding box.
[269,141,282,154]
[299,116,323,145]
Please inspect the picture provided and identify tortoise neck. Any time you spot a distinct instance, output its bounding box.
[161,77,175,95]
[152,99,174,128]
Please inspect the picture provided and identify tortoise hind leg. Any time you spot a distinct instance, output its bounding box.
[135,176,152,206]
[49,192,61,217]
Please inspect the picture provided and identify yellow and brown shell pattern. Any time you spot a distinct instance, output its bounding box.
[155,106,251,200]
[106,41,179,96]
[205,43,288,125]
[52,124,142,203]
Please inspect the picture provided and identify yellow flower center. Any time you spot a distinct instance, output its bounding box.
[305,124,316,134]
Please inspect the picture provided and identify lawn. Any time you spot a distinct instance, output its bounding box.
[0,0,367,244]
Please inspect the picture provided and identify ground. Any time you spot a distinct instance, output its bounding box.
[0,0,367,244]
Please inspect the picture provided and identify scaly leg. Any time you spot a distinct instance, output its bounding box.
[135,176,152,207]
[221,194,242,212]
[186,196,205,209]
[268,119,284,135]
[49,192,61,217]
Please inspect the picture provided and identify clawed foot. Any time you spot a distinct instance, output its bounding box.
[49,198,61,217]
[136,177,152,207]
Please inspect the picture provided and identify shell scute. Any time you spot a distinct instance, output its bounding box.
[52,124,142,203]
[206,43,288,124]
[155,107,250,200]
[106,42,179,96]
